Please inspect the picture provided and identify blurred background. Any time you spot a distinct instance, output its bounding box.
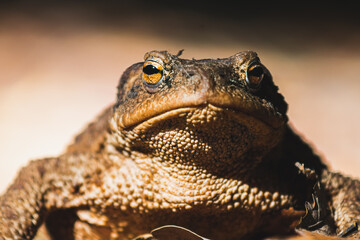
[0,1,359,193]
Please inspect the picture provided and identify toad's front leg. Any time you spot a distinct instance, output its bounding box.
[0,153,109,240]
[0,158,51,239]
[320,170,360,239]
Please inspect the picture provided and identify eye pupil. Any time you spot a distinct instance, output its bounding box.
[143,65,161,75]
[142,60,165,86]
[246,64,264,88]
[248,66,263,77]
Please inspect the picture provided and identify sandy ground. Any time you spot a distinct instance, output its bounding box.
[0,3,360,193]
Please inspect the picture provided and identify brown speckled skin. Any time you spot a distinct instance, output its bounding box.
[0,51,359,240]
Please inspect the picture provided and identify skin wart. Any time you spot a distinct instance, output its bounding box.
[0,51,359,240]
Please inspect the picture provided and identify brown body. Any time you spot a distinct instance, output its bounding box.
[0,51,359,240]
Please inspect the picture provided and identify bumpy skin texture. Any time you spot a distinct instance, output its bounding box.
[0,51,359,240]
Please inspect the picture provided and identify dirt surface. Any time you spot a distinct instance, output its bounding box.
[0,2,359,193]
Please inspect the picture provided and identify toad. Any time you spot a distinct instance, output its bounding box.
[1,51,359,240]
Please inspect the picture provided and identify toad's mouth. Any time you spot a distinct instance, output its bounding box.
[115,88,286,130]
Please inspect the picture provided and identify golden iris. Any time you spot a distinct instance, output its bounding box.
[246,64,264,88]
[142,60,164,85]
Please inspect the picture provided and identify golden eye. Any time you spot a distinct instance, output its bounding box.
[246,63,264,89]
[142,60,164,85]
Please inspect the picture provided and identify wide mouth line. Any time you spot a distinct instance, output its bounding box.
[119,99,283,131]
[117,88,284,130]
